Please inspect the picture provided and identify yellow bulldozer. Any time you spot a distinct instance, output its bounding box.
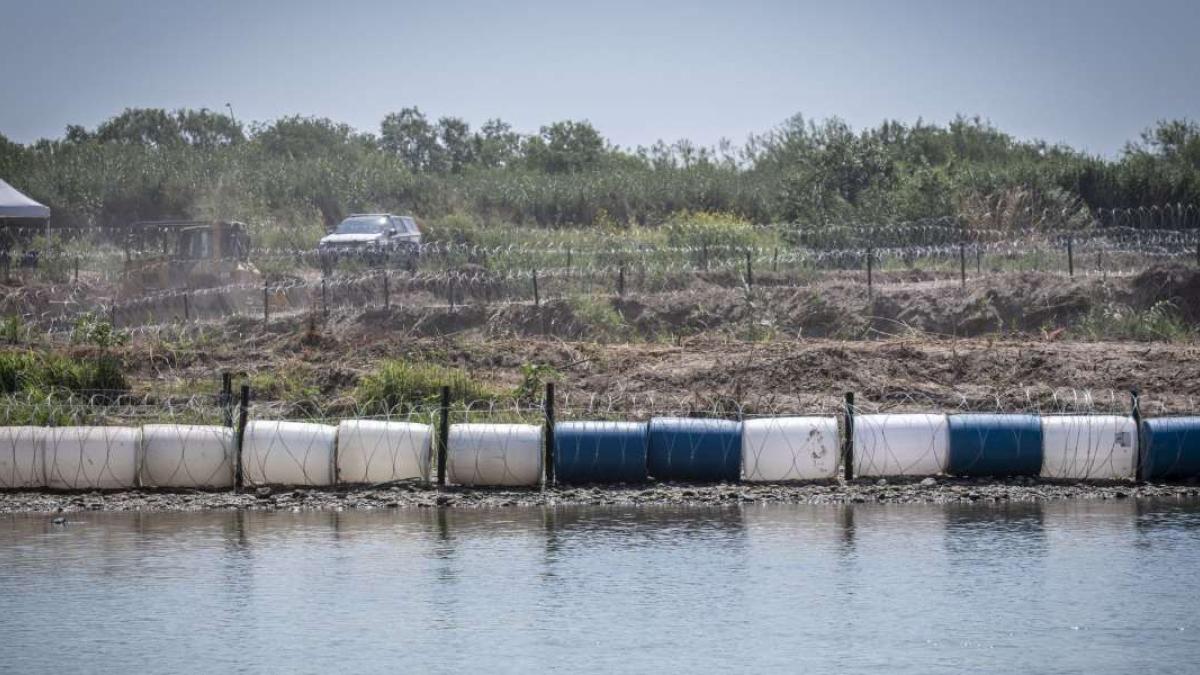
[122,220,261,292]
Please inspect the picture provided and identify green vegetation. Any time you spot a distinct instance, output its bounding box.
[4,108,1199,238]
[354,359,503,414]
[513,362,559,404]
[564,295,629,342]
[0,349,127,396]
[1073,300,1197,342]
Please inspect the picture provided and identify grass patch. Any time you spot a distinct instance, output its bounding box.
[565,294,629,342]
[354,359,503,415]
[1072,300,1197,342]
[0,349,128,396]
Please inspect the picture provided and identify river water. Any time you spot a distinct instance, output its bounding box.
[1,500,1198,674]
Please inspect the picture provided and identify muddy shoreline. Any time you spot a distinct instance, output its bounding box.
[3,478,1198,514]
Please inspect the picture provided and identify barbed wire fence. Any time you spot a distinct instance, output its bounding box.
[2,205,1200,336]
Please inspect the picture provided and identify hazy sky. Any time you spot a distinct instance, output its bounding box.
[2,0,1198,156]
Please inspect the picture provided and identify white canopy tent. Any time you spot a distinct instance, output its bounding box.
[0,178,51,248]
[0,178,50,220]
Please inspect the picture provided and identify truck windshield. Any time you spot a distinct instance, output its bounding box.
[335,216,388,234]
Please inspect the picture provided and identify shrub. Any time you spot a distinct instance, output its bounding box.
[565,295,629,342]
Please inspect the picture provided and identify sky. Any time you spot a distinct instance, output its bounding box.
[2,0,1198,156]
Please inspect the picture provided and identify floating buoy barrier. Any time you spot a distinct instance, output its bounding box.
[336,420,433,484]
[853,414,949,477]
[448,423,543,486]
[45,426,141,490]
[554,421,649,484]
[1139,417,1200,480]
[742,417,840,482]
[243,421,337,486]
[1040,415,1137,481]
[6,390,1200,491]
[947,414,1043,477]
[647,417,742,482]
[140,424,234,488]
[0,426,45,489]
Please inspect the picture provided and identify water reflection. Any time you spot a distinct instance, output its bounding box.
[0,499,1197,675]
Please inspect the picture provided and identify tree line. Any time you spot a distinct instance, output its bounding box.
[1,107,1198,232]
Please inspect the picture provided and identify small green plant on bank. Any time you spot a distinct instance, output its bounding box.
[71,313,128,350]
[514,362,559,404]
[1,315,25,344]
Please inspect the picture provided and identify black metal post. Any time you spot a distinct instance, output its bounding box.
[1131,388,1143,482]
[544,382,556,487]
[959,242,967,286]
[976,246,982,275]
[235,384,250,491]
[866,248,873,300]
[772,247,779,272]
[221,373,234,428]
[262,282,269,327]
[321,276,328,321]
[842,392,855,481]
[437,385,450,487]
[1067,235,1074,277]
[183,290,191,322]
[73,256,79,283]
[532,268,540,307]
[745,249,753,287]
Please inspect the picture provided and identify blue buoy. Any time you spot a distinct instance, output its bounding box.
[647,417,741,482]
[1140,417,1200,480]
[554,421,649,484]
[947,414,1043,476]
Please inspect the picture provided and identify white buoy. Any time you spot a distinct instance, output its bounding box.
[1040,415,1137,481]
[140,424,234,488]
[243,421,337,486]
[45,426,141,490]
[448,423,543,486]
[0,426,45,489]
[336,420,432,484]
[853,413,949,477]
[742,417,840,481]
